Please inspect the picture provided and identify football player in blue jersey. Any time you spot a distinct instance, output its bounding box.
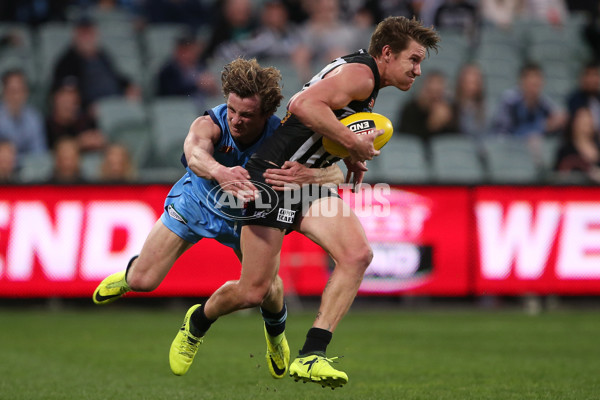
[93,58,343,379]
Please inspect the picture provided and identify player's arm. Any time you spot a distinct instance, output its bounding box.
[183,116,256,199]
[263,161,344,190]
[288,63,383,163]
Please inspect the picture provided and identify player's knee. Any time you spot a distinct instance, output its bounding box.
[242,285,271,308]
[344,242,373,273]
[127,271,159,292]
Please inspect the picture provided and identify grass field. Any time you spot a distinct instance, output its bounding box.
[1,303,598,400]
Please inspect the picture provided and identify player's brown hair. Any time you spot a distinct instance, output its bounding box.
[368,16,440,58]
[221,58,283,116]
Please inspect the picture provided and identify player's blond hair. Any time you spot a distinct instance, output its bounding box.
[368,16,440,57]
[221,58,283,116]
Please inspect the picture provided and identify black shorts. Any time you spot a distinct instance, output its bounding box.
[242,157,339,230]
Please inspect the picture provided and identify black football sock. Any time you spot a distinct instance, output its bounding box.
[124,255,138,285]
[189,303,215,338]
[299,327,332,356]
[261,303,287,337]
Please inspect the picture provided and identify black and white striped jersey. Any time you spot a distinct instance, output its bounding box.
[248,49,381,169]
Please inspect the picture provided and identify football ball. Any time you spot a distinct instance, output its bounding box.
[322,112,394,158]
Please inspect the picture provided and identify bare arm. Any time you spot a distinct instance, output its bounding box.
[263,161,344,190]
[288,63,383,164]
[183,116,256,200]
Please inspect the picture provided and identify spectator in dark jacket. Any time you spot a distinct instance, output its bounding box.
[157,33,218,110]
[46,76,105,151]
[51,16,140,117]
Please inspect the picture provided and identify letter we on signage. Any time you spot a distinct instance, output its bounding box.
[476,201,600,281]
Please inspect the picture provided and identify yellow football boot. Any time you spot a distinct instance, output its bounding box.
[289,353,348,389]
[264,325,290,379]
[92,271,131,305]
[169,304,203,376]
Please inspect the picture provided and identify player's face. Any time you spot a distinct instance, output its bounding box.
[386,40,426,91]
[226,93,269,144]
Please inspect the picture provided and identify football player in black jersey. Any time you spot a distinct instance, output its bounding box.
[171,16,440,388]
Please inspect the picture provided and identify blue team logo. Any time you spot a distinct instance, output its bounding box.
[206,180,279,220]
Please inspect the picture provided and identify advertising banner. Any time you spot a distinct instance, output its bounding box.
[0,185,329,297]
[475,186,600,295]
[340,185,471,296]
[2,184,599,297]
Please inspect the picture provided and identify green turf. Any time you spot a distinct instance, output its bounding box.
[0,305,598,400]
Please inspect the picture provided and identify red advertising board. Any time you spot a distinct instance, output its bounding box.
[0,185,329,297]
[1,184,599,297]
[474,186,600,295]
[340,185,470,295]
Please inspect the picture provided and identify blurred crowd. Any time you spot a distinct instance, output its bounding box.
[0,0,599,184]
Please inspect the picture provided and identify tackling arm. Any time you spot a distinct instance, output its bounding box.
[183,116,256,200]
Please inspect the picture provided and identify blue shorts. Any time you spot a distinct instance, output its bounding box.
[160,175,241,250]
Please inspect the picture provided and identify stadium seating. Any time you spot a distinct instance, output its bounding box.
[18,152,54,183]
[368,135,431,183]
[96,96,152,167]
[36,22,73,86]
[1,11,592,185]
[482,136,541,183]
[430,134,486,183]
[149,97,198,168]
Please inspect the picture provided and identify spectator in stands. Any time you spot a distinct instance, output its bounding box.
[0,69,46,167]
[203,0,257,62]
[522,0,568,26]
[452,63,488,145]
[216,0,302,63]
[51,16,140,117]
[280,0,309,24]
[46,76,106,151]
[397,70,457,157]
[554,107,600,182]
[157,32,218,111]
[0,139,17,182]
[0,1,69,26]
[480,0,522,29]
[566,61,600,131]
[293,0,360,82]
[48,136,85,183]
[141,0,210,30]
[433,0,480,44]
[492,62,567,165]
[361,0,418,23]
[99,142,137,182]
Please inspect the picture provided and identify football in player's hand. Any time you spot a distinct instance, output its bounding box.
[323,112,394,158]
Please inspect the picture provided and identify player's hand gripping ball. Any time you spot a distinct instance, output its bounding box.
[322,112,394,158]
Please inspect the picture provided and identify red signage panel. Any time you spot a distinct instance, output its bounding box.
[474,186,600,295]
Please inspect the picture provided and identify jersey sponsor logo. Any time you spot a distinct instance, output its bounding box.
[167,204,187,224]
[276,208,296,224]
[250,210,270,219]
